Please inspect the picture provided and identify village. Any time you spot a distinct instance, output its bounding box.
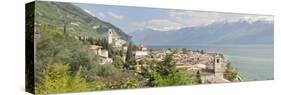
[85,28,236,83]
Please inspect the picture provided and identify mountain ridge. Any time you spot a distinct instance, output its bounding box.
[130,20,273,45]
[35,1,130,40]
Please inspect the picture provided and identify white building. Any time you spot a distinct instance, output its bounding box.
[135,50,149,59]
[135,51,148,56]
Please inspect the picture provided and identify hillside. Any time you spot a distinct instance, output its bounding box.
[130,20,273,45]
[34,1,130,40]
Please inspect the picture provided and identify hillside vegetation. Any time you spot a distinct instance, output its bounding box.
[31,1,201,94]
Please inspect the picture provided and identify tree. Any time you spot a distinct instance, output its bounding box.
[224,63,238,81]
[35,28,102,82]
[196,71,202,83]
[125,41,135,70]
[36,63,90,94]
[182,48,187,54]
[141,54,201,86]
[200,50,204,54]
[126,41,133,62]
[112,55,125,69]
[36,63,70,94]
[168,48,172,51]
[157,54,176,76]
[69,66,87,92]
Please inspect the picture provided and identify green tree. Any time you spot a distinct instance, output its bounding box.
[200,50,204,54]
[69,66,87,92]
[112,55,125,69]
[141,54,201,86]
[182,48,187,54]
[125,41,135,70]
[224,63,238,81]
[36,63,70,94]
[196,71,202,83]
[126,41,133,62]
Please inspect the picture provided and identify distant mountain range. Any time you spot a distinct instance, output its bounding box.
[130,20,273,45]
[35,1,130,40]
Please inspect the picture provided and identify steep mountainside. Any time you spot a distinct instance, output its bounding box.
[130,20,273,45]
[35,1,129,40]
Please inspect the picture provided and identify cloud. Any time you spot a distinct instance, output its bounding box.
[98,12,106,19]
[242,15,273,23]
[167,10,273,27]
[168,10,228,27]
[107,12,124,20]
[140,19,184,31]
[135,11,273,32]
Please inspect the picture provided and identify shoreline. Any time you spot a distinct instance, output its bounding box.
[143,47,241,83]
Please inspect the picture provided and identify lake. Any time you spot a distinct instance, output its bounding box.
[147,44,274,81]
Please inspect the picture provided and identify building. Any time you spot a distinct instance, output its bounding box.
[138,44,148,51]
[107,28,128,49]
[88,45,102,55]
[134,45,149,59]
[135,51,148,59]
[88,45,112,64]
[107,28,116,45]
[114,39,127,48]
[214,54,223,73]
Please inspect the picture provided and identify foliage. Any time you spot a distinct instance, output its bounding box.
[125,41,134,62]
[105,78,139,89]
[35,27,100,82]
[36,63,71,94]
[124,41,135,70]
[224,63,238,81]
[141,54,201,86]
[112,55,125,69]
[88,38,123,58]
[35,63,90,94]
[200,50,204,54]
[196,71,202,83]
[69,66,88,92]
[35,1,130,39]
[35,25,135,94]
[182,48,187,54]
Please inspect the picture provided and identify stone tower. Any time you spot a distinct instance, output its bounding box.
[108,29,114,44]
[214,54,222,73]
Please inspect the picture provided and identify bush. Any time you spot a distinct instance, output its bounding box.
[224,63,238,81]
[141,54,201,86]
[35,63,88,94]
[35,26,138,93]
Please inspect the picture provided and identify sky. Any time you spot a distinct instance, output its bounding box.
[76,3,273,33]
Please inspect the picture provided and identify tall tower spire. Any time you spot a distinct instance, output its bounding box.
[108,29,113,44]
